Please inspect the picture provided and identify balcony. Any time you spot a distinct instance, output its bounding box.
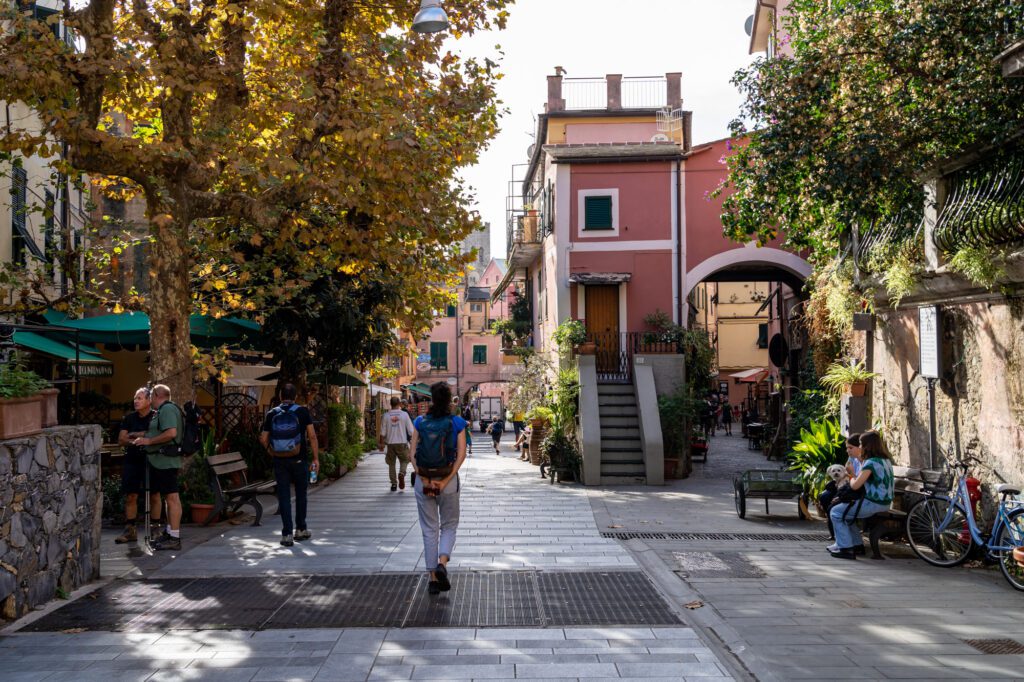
[505,163,551,269]
[999,39,1024,77]
[933,149,1024,254]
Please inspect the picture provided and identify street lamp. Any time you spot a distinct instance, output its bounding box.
[411,0,449,33]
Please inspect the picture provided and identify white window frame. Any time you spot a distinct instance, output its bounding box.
[577,188,619,238]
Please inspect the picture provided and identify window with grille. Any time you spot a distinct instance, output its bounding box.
[11,167,28,264]
[470,302,483,313]
[757,323,769,349]
[43,189,55,262]
[472,345,487,365]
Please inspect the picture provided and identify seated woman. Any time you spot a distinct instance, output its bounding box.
[828,430,894,559]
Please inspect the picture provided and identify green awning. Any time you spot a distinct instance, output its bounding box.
[13,331,110,364]
[404,382,432,397]
[255,365,367,388]
[42,311,262,348]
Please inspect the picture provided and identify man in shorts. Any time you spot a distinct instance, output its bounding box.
[134,384,184,551]
[114,387,156,544]
[380,396,414,492]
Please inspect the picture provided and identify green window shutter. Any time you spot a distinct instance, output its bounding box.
[430,342,447,369]
[11,167,27,264]
[584,195,613,230]
[473,345,487,365]
[446,304,457,317]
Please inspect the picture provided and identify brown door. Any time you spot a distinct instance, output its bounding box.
[585,285,620,374]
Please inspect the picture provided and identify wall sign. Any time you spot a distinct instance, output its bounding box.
[919,306,941,379]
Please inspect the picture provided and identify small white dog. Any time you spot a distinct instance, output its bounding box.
[826,464,850,485]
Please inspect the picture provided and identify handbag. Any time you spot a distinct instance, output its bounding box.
[836,482,865,504]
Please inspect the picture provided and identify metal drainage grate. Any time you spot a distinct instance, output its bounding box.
[21,570,681,632]
[964,638,1024,655]
[601,531,832,542]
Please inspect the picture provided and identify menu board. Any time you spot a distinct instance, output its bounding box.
[919,306,940,379]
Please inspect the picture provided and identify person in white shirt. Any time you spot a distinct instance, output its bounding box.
[380,396,415,491]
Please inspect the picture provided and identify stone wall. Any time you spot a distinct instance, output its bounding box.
[0,425,102,621]
[870,272,1024,489]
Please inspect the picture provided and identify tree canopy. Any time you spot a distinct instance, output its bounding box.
[0,0,508,396]
[719,0,1024,254]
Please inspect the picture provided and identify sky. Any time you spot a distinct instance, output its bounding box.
[450,0,761,259]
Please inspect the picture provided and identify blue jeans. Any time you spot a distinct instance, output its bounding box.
[273,457,308,536]
[415,474,460,571]
[831,498,890,549]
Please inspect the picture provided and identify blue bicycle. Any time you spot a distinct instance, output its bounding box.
[905,460,1024,590]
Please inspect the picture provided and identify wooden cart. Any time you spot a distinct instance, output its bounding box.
[733,469,807,519]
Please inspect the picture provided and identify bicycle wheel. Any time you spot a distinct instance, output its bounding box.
[996,508,1024,591]
[905,497,975,567]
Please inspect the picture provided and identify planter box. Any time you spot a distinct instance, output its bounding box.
[0,395,44,439]
[40,388,59,428]
[190,503,216,525]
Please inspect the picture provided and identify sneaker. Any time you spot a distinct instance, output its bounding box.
[427,580,441,595]
[280,534,294,547]
[115,525,138,544]
[152,535,181,551]
[398,475,405,490]
[295,529,312,541]
[826,543,840,553]
[390,484,397,492]
[151,530,171,545]
[829,548,857,560]
[435,564,451,592]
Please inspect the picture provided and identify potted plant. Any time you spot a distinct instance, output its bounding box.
[820,359,878,397]
[0,359,52,439]
[552,319,588,357]
[786,417,846,508]
[181,431,216,524]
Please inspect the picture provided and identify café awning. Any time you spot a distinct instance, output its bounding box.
[13,331,114,376]
[730,367,769,384]
[403,382,432,398]
[42,310,262,348]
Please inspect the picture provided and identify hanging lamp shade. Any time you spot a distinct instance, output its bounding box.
[411,0,449,33]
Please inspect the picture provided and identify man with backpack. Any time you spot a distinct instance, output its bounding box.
[486,418,505,454]
[132,384,184,551]
[410,382,468,595]
[379,395,414,492]
[260,384,319,547]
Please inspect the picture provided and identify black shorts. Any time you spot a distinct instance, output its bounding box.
[148,465,180,495]
[121,456,147,495]
[491,432,503,442]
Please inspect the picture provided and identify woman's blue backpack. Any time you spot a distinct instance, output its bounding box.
[415,416,456,478]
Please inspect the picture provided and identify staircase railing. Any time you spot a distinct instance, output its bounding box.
[586,331,681,383]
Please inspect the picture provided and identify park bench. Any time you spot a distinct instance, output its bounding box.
[858,466,943,559]
[206,451,275,527]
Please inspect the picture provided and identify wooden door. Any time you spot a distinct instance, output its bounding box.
[585,285,620,374]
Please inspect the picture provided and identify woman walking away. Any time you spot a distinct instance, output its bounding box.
[411,382,468,595]
[828,430,894,560]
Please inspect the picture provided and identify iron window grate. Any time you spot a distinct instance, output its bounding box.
[601,531,832,542]
[964,638,1024,655]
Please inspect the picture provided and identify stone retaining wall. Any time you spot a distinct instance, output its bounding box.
[0,425,102,621]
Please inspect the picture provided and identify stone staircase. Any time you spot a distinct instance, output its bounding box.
[597,383,646,484]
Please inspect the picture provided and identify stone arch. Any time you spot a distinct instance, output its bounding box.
[683,245,812,301]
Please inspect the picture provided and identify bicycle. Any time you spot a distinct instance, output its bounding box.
[904,460,1024,591]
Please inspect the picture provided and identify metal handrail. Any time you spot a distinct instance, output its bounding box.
[934,152,1024,253]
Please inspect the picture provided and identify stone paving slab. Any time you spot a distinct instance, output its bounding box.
[0,627,720,681]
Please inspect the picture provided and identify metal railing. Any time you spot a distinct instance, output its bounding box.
[587,331,681,383]
[855,209,924,269]
[933,151,1024,253]
[563,76,668,111]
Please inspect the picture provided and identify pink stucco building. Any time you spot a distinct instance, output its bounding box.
[415,258,517,403]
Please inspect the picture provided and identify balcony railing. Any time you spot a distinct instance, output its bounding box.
[855,209,924,270]
[563,76,668,111]
[933,150,1024,254]
[586,331,681,383]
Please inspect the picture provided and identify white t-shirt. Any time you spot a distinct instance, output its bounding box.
[382,409,414,445]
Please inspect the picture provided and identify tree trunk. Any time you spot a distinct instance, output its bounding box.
[147,216,193,402]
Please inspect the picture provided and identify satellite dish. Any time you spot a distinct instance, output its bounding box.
[527,143,536,157]
[650,133,670,143]
[744,14,755,37]
[768,334,789,368]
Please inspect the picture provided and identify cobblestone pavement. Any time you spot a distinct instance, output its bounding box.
[0,434,733,681]
[588,430,1024,680]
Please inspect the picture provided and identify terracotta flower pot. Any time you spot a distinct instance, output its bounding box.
[664,457,680,479]
[848,381,867,397]
[190,503,216,525]
[1013,546,1024,568]
[0,395,44,439]
[575,341,597,355]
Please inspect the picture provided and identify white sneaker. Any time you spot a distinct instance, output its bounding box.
[826,543,840,553]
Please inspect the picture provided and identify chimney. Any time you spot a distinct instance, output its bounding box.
[546,69,565,113]
[606,74,622,110]
[666,72,682,109]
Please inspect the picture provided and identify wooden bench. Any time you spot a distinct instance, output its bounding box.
[206,452,276,526]
[856,466,941,559]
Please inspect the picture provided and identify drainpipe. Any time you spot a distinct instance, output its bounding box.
[675,158,683,325]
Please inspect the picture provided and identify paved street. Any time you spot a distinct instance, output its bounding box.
[0,435,729,681]
[4,431,1024,680]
